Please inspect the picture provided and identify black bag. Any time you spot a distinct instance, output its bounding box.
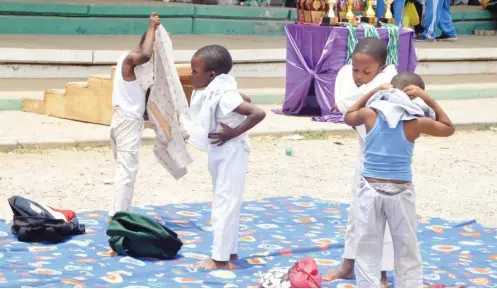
[11,216,85,243]
[106,211,183,259]
[8,196,85,243]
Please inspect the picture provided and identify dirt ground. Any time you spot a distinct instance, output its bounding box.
[0,129,496,227]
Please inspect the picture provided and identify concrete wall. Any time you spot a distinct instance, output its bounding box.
[0,1,495,35]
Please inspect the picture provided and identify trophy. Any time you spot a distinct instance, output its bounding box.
[321,0,339,25]
[360,0,377,24]
[345,0,355,24]
[380,0,395,24]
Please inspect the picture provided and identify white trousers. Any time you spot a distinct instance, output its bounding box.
[354,180,423,288]
[109,109,144,217]
[343,142,394,271]
[208,140,249,262]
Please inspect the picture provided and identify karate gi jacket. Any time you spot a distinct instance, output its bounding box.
[135,25,193,180]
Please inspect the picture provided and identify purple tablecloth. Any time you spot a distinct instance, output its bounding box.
[277,24,417,122]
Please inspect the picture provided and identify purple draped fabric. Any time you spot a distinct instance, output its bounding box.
[274,24,417,123]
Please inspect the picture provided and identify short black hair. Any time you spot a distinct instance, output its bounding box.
[353,38,388,66]
[193,45,233,75]
[391,72,426,90]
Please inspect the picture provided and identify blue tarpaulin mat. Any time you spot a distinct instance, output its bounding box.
[0,196,496,288]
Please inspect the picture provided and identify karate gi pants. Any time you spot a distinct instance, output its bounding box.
[423,0,457,39]
[343,142,394,271]
[208,139,249,262]
[109,109,144,217]
[354,179,423,288]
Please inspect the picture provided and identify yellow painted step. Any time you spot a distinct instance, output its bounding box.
[87,75,112,89]
[65,82,88,95]
[21,64,194,126]
[22,99,46,114]
[44,89,66,117]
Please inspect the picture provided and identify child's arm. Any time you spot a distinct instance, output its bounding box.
[208,102,266,146]
[344,84,392,127]
[404,85,455,137]
[122,13,160,80]
[240,93,252,103]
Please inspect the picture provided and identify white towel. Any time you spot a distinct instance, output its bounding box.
[189,74,238,152]
[366,88,436,128]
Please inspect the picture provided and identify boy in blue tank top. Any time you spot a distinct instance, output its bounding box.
[343,72,455,287]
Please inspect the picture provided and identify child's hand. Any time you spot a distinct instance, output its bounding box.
[149,12,161,30]
[403,85,427,100]
[330,104,338,112]
[376,83,393,92]
[208,123,237,146]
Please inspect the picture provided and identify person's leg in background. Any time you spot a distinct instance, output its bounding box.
[419,0,438,40]
[436,0,458,41]
[413,0,425,37]
[393,0,406,26]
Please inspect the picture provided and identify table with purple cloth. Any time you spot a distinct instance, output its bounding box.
[275,24,417,122]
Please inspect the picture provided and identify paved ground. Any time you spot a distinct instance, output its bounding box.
[1,34,497,50]
[1,130,496,229]
[1,98,497,150]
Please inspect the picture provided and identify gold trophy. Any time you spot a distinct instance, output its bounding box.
[380,0,395,24]
[345,0,355,24]
[321,0,339,25]
[360,0,377,24]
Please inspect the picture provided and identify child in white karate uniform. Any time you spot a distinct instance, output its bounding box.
[189,45,266,270]
[109,13,160,217]
[324,38,397,286]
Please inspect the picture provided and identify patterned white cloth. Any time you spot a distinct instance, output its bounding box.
[135,25,193,180]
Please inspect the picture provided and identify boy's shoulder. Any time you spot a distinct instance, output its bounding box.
[338,64,353,73]
[336,64,352,81]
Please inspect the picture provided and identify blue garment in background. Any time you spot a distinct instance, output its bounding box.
[423,0,457,39]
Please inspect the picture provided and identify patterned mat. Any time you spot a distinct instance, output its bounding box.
[0,196,496,288]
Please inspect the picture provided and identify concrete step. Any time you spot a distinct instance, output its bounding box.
[2,74,497,111]
[2,35,497,78]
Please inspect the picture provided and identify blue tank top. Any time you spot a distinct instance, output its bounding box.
[362,115,414,182]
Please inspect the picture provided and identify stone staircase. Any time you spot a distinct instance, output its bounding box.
[21,65,192,126]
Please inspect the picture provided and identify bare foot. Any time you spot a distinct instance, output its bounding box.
[230,254,238,261]
[322,264,355,281]
[195,258,229,270]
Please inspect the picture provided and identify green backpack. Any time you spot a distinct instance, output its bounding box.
[106,211,183,259]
